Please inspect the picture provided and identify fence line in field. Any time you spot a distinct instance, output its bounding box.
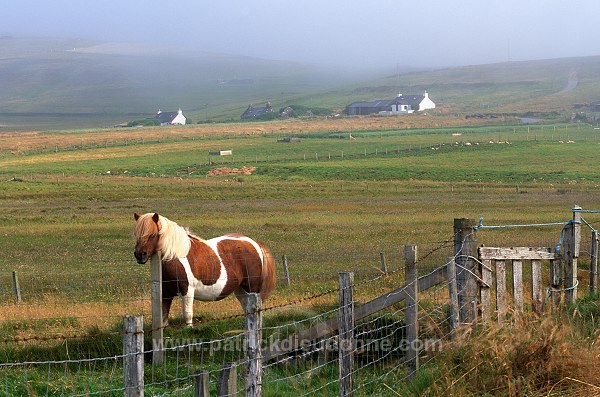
[0,238,455,344]
[1,237,460,396]
[11,122,597,157]
[1,208,598,396]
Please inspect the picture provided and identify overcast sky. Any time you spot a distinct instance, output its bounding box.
[3,0,600,69]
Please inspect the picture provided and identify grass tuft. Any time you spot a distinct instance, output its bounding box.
[408,304,600,396]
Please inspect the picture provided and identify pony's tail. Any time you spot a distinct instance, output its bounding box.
[258,242,276,301]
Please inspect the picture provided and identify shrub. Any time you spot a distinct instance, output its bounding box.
[126,118,160,127]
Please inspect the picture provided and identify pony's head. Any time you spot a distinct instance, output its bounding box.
[133,212,192,264]
[133,212,161,264]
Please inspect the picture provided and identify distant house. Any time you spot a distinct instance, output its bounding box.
[156,109,186,125]
[346,91,435,116]
[241,102,273,119]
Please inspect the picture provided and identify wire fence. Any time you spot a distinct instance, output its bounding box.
[1,207,597,396]
[5,122,600,173]
[0,237,459,396]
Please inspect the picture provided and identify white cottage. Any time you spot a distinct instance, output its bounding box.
[346,91,435,116]
[390,91,436,114]
[156,109,186,125]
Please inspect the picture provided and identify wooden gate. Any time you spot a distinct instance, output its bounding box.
[477,246,560,324]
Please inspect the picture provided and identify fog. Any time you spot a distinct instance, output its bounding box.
[3,0,600,70]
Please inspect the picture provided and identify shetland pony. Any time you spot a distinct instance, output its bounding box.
[133,212,275,326]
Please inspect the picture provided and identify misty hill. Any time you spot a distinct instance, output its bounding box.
[1,36,599,130]
[0,37,356,130]
[293,56,600,120]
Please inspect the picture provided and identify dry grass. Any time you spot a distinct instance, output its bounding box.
[0,114,507,154]
[429,314,600,396]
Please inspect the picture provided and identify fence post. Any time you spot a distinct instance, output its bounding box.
[565,206,581,305]
[218,362,237,397]
[151,253,164,365]
[447,257,460,331]
[338,272,354,397]
[380,253,387,274]
[12,271,21,303]
[194,371,210,397]
[405,245,419,379]
[591,230,598,294]
[550,255,562,311]
[245,293,262,397]
[123,315,144,397]
[282,255,291,287]
[453,218,478,325]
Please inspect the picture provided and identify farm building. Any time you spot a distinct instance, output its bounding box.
[346,91,435,116]
[156,109,186,125]
[241,102,274,119]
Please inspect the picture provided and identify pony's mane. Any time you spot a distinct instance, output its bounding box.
[135,213,198,261]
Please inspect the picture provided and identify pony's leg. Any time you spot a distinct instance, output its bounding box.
[182,291,195,326]
[162,296,174,327]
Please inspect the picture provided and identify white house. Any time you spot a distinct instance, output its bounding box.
[346,91,435,116]
[156,109,186,125]
[390,91,436,114]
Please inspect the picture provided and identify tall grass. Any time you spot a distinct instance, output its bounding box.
[404,302,600,397]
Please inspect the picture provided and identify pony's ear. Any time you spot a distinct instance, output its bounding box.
[152,213,160,223]
[134,212,141,221]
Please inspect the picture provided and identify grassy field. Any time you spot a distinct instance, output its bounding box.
[1,119,599,323]
[0,118,599,395]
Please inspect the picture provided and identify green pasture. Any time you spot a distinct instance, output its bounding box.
[0,122,599,395]
[1,123,599,183]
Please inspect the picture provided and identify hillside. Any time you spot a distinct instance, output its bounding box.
[292,56,600,118]
[0,37,356,130]
[1,36,600,131]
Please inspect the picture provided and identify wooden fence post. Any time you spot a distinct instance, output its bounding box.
[338,272,355,397]
[447,258,460,331]
[245,293,262,397]
[218,362,237,397]
[405,245,419,379]
[550,255,562,311]
[565,206,581,305]
[453,218,478,325]
[380,253,387,274]
[282,255,290,287]
[12,271,21,303]
[123,315,144,397]
[194,371,210,397]
[591,230,598,294]
[151,253,164,365]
